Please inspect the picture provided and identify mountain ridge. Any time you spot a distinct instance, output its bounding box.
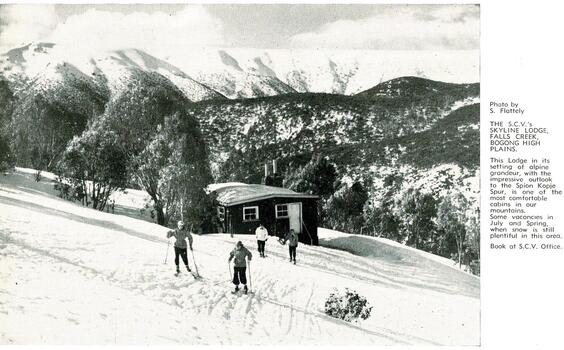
[0,42,480,222]
[1,42,479,101]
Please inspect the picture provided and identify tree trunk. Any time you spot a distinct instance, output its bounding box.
[92,183,99,209]
[155,201,166,226]
[98,186,111,212]
[458,236,463,268]
[413,226,419,249]
[82,179,87,206]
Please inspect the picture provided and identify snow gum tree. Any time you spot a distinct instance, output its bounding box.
[10,96,90,171]
[325,182,368,233]
[0,135,14,171]
[134,124,173,226]
[364,172,403,240]
[134,112,213,230]
[465,212,480,274]
[0,80,15,170]
[285,155,338,198]
[437,191,479,270]
[285,155,339,226]
[57,122,128,211]
[396,188,437,250]
[88,72,214,230]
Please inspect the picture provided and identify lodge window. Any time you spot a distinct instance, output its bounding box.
[217,206,225,221]
[243,206,259,221]
[275,204,289,218]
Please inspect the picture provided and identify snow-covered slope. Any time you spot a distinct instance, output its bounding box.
[0,169,479,345]
[318,228,476,274]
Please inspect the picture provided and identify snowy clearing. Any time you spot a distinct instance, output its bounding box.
[0,169,479,345]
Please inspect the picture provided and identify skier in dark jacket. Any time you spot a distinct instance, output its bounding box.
[284,229,299,264]
[228,241,252,294]
[166,220,194,275]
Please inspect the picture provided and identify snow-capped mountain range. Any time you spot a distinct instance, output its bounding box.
[1,42,479,100]
[0,42,480,211]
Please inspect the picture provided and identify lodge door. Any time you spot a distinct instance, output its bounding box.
[287,203,302,234]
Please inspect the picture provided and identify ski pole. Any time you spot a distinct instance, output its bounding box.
[164,239,171,264]
[248,260,252,292]
[191,248,199,277]
[228,262,232,280]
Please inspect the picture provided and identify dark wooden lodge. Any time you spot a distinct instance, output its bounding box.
[207,162,319,245]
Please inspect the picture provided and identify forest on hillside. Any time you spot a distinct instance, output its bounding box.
[0,75,480,274]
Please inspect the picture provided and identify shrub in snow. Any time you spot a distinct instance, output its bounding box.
[54,176,83,202]
[324,288,372,323]
[469,259,480,276]
[54,180,71,200]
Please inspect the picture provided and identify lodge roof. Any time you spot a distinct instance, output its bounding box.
[206,183,319,206]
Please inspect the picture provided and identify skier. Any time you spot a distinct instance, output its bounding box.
[255,223,269,258]
[284,229,299,264]
[166,220,194,276]
[228,241,252,294]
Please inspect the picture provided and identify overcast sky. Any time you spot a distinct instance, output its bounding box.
[0,3,479,54]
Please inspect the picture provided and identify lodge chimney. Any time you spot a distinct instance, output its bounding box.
[263,163,274,186]
[271,158,284,187]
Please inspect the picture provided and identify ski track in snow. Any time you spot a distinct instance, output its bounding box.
[0,170,479,345]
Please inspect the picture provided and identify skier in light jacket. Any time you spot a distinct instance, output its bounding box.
[284,229,299,264]
[228,241,252,294]
[255,223,269,258]
[166,220,194,275]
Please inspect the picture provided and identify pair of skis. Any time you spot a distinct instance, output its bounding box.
[231,287,250,296]
[175,270,201,279]
[228,260,253,295]
[165,239,200,277]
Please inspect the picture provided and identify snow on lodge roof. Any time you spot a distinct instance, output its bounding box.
[206,183,319,207]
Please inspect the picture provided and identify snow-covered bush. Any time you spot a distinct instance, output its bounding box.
[324,288,372,323]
